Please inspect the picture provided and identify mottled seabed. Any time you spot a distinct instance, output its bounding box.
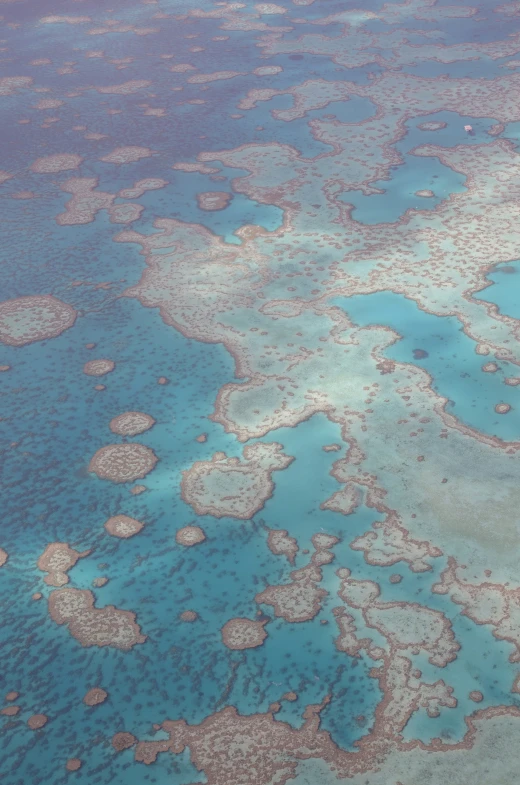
[1,0,520,783]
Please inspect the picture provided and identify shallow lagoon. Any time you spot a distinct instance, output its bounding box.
[2,0,520,782]
[333,292,520,441]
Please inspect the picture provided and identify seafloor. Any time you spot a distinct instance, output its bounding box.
[1,0,520,783]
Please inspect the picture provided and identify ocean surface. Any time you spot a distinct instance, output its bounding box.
[1,0,520,784]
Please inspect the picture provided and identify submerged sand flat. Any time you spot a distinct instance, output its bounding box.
[1,0,520,782]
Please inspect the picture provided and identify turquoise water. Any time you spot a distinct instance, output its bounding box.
[474,261,520,321]
[133,165,284,244]
[341,112,500,224]
[333,293,520,441]
[2,0,520,782]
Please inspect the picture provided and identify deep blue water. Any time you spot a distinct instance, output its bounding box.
[2,0,520,782]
